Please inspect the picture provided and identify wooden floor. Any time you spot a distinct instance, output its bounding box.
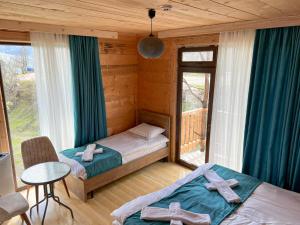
[5,162,191,225]
[181,150,205,167]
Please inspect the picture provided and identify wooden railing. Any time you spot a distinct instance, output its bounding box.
[180,108,208,154]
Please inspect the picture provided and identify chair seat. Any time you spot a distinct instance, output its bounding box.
[0,192,29,219]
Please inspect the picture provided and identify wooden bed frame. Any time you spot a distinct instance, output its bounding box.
[65,110,170,202]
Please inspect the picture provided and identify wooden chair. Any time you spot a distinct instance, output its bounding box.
[21,136,70,212]
[0,192,31,225]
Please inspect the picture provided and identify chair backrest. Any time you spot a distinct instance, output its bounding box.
[21,136,59,169]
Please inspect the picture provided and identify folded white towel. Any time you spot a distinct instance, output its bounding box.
[141,204,211,225]
[170,202,183,225]
[75,148,103,157]
[214,181,241,203]
[204,170,240,203]
[82,144,97,162]
[204,178,239,191]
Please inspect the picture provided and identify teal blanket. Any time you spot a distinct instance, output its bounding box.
[125,165,262,225]
[61,144,122,179]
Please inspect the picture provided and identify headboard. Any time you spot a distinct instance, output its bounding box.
[137,110,171,140]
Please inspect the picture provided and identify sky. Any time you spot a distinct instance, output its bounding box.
[0,44,34,68]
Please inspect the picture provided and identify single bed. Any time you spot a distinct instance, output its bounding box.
[112,163,300,225]
[61,110,170,202]
[59,132,168,180]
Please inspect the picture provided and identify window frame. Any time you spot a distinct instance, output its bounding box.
[179,46,218,68]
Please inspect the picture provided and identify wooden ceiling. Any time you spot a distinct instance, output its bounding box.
[0,0,300,34]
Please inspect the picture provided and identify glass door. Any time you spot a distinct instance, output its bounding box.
[176,46,217,169]
[0,44,39,188]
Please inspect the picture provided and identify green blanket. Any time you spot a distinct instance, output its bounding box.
[125,165,262,225]
[61,144,122,179]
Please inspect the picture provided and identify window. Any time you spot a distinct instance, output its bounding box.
[0,44,38,188]
[182,51,214,62]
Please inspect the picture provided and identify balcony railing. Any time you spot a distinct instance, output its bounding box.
[180,108,208,154]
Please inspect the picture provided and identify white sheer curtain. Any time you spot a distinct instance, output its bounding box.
[209,30,255,171]
[31,32,74,151]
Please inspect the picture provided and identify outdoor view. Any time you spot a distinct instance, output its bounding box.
[0,44,39,187]
[180,72,210,166]
[182,72,210,111]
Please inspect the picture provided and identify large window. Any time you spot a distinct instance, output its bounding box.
[0,44,39,187]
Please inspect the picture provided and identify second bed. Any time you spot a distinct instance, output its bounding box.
[59,110,170,201]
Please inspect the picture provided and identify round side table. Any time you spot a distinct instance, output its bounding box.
[21,162,73,225]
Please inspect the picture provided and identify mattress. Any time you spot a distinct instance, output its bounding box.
[112,163,300,225]
[96,131,169,164]
[59,131,169,179]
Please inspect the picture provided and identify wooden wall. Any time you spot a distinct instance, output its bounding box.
[0,89,9,153]
[99,34,138,136]
[137,34,219,161]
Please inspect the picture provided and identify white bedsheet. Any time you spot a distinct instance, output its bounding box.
[222,182,300,225]
[112,163,300,225]
[59,131,169,179]
[96,131,169,164]
[58,153,87,179]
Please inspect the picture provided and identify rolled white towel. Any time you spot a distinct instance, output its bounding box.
[213,181,241,203]
[204,170,240,203]
[204,178,239,191]
[82,144,96,162]
[75,148,103,157]
[141,204,211,225]
[170,202,183,225]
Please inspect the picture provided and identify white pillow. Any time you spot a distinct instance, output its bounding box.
[129,123,165,139]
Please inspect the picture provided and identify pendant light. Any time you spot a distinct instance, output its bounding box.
[138,9,165,59]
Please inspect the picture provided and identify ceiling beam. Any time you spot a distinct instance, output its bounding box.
[0,19,118,39]
[158,15,300,38]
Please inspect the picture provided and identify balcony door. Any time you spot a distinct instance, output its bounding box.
[176,46,218,169]
[0,44,39,189]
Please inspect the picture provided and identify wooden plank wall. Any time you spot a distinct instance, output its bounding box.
[100,34,138,136]
[137,34,219,161]
[0,89,9,153]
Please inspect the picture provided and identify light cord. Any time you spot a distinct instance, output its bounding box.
[150,18,153,37]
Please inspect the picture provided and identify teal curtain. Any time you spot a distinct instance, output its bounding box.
[242,26,300,192]
[69,36,107,147]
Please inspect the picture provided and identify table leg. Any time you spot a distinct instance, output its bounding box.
[41,184,49,225]
[29,181,74,224]
[30,197,47,217]
[50,183,74,219]
[54,195,61,204]
[35,185,39,213]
